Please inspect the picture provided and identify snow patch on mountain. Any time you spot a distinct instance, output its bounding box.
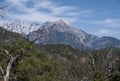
[28,19,120,49]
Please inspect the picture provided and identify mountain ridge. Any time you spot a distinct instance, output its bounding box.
[27,20,120,49]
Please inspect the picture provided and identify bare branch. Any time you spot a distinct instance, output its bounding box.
[0,6,6,18]
[0,48,21,81]
[104,48,119,79]
[0,66,4,76]
[4,50,13,59]
[88,50,96,73]
[0,49,13,59]
[5,54,20,81]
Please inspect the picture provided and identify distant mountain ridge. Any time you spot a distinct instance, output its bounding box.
[28,19,120,49]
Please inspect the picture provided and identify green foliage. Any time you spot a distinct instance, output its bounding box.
[41,44,120,81]
[108,74,120,81]
[93,70,107,81]
[0,27,21,43]
[0,40,120,81]
[41,44,90,81]
[0,39,61,81]
[17,59,60,81]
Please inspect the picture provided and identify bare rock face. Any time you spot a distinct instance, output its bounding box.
[28,20,120,49]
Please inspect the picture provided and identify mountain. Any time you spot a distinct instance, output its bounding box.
[0,25,120,81]
[0,26,22,43]
[28,19,120,49]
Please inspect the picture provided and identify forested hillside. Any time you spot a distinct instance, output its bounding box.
[0,27,120,81]
[0,39,63,81]
[41,44,120,81]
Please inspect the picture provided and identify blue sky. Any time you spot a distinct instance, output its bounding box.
[0,0,120,39]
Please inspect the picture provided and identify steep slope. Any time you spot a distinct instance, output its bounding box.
[28,20,120,49]
[41,44,120,81]
[0,39,62,81]
[0,26,22,43]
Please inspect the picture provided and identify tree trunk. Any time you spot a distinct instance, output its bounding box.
[4,76,8,81]
[0,49,20,81]
[3,54,20,81]
[88,51,96,73]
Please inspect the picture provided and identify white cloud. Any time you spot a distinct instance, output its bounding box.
[98,29,110,35]
[103,19,120,27]
[81,18,120,28]
[96,29,119,38]
[34,0,77,16]
[3,0,93,24]
[8,11,77,23]
[2,0,91,33]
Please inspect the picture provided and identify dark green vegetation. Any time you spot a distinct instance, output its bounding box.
[41,44,120,81]
[0,27,120,81]
[0,28,61,81]
[0,27,21,43]
[0,39,62,81]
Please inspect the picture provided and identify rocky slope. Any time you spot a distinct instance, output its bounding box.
[28,20,120,49]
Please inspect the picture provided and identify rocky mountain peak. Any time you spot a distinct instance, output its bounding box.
[55,19,71,25]
[56,19,65,23]
[28,20,120,49]
[38,19,78,33]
